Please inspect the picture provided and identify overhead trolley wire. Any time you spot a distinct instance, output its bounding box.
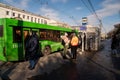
[38,0,80,26]
[87,0,101,22]
[87,0,107,34]
[80,0,108,35]
[81,0,94,15]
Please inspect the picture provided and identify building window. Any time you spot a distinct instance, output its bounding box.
[27,16,29,19]
[44,20,47,24]
[13,12,15,16]
[41,19,43,24]
[35,18,36,22]
[38,19,40,23]
[31,17,33,22]
[23,15,25,19]
[18,14,20,18]
[6,11,9,15]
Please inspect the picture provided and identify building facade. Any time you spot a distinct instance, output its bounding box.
[77,25,101,51]
[0,3,50,24]
[0,3,70,28]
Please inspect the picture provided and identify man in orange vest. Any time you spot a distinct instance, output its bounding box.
[70,33,79,59]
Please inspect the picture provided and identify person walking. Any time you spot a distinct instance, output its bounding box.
[61,33,70,59]
[111,34,117,55]
[25,30,39,70]
[70,33,79,60]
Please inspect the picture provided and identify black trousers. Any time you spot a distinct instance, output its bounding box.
[71,46,78,59]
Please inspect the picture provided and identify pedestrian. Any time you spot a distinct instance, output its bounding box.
[84,33,86,50]
[87,35,93,51]
[61,33,70,59]
[111,34,117,55]
[78,34,82,48]
[70,33,79,59]
[117,34,120,53]
[25,30,39,70]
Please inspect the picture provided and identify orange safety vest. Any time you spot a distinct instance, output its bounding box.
[71,36,79,46]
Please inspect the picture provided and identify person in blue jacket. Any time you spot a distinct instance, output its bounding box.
[25,30,39,70]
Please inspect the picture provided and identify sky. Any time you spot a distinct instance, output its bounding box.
[0,0,120,33]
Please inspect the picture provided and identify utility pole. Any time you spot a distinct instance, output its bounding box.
[81,32,85,52]
[99,19,103,49]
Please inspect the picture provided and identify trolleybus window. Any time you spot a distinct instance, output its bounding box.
[23,30,29,40]
[39,29,60,42]
[0,25,3,37]
[13,27,22,43]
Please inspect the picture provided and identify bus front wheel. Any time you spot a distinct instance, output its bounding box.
[43,46,51,56]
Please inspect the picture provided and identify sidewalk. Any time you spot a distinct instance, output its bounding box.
[0,39,120,80]
[81,39,120,76]
[0,52,65,80]
[111,53,120,71]
[86,50,120,75]
[0,61,5,66]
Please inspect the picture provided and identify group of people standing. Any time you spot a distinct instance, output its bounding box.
[24,30,80,70]
[61,32,79,60]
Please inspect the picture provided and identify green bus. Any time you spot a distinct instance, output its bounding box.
[0,18,73,61]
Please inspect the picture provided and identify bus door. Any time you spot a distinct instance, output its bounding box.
[23,28,30,59]
[23,28,39,58]
[0,25,6,61]
[11,27,24,61]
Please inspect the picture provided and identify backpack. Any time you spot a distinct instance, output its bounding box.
[70,36,79,46]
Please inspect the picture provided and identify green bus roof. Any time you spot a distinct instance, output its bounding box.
[3,18,72,32]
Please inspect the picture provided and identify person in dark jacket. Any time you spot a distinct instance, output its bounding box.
[111,34,117,55]
[25,30,39,70]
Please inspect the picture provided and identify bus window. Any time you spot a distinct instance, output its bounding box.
[0,25,3,37]
[23,30,29,40]
[54,31,60,41]
[13,27,22,43]
[39,29,60,42]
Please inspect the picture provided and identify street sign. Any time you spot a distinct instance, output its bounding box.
[80,26,87,30]
[82,17,88,25]
[82,23,87,25]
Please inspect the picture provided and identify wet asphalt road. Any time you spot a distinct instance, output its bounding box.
[28,39,119,80]
[1,39,120,80]
[28,59,113,80]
